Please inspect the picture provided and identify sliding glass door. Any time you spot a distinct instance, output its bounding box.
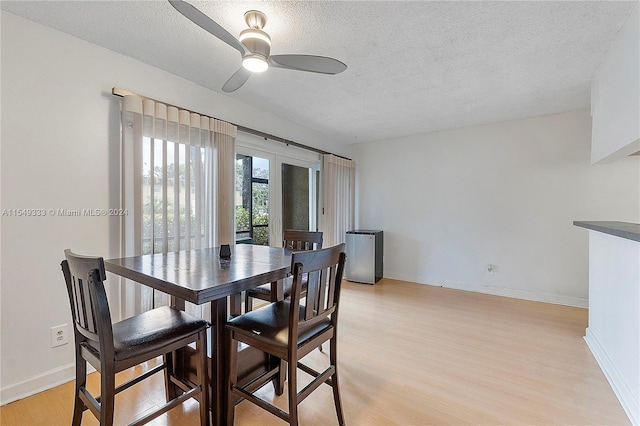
[235,145,317,246]
[281,160,316,232]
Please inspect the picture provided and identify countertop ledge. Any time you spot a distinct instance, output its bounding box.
[574,221,640,242]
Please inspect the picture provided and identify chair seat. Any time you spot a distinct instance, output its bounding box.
[228,301,331,349]
[248,279,293,298]
[87,306,209,361]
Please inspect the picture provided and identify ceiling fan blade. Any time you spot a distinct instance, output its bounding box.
[168,0,246,55]
[222,68,252,92]
[269,55,347,75]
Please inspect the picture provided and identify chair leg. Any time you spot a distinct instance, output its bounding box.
[272,358,286,396]
[244,291,253,312]
[198,330,210,426]
[71,354,86,426]
[164,352,176,402]
[99,365,116,426]
[287,357,298,426]
[330,338,345,426]
[226,333,239,426]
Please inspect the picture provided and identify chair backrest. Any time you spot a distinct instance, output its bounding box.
[289,244,346,333]
[61,249,113,358]
[283,230,323,251]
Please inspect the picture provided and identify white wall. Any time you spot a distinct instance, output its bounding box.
[584,231,639,425]
[0,12,349,404]
[353,110,640,306]
[590,6,640,163]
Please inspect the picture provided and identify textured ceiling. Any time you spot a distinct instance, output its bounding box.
[1,1,636,144]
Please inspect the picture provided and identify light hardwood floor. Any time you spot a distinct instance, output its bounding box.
[1,279,630,425]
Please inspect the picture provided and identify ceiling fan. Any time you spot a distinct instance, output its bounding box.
[168,0,348,92]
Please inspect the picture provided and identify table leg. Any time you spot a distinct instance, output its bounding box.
[211,298,227,426]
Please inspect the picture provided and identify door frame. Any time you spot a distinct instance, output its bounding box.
[236,133,320,246]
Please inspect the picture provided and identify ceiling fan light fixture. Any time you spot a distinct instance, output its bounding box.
[242,54,269,73]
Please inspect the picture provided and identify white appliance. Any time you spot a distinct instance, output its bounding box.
[345,230,383,284]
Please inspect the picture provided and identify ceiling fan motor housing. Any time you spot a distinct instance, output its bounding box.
[239,27,271,60]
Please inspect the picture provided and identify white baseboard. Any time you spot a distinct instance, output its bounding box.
[383,273,588,308]
[443,280,588,308]
[1,362,75,406]
[585,328,639,426]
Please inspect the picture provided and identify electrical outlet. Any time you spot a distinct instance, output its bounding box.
[51,324,69,348]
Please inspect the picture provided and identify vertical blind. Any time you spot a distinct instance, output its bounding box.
[119,95,236,318]
[320,154,355,247]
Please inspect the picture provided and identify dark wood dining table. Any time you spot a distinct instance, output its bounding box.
[104,244,292,426]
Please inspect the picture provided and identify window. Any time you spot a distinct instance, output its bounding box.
[142,137,207,254]
[235,154,270,245]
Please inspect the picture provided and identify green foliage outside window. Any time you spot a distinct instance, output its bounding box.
[235,157,270,246]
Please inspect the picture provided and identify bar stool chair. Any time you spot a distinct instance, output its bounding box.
[243,230,324,395]
[227,244,347,426]
[61,249,210,426]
